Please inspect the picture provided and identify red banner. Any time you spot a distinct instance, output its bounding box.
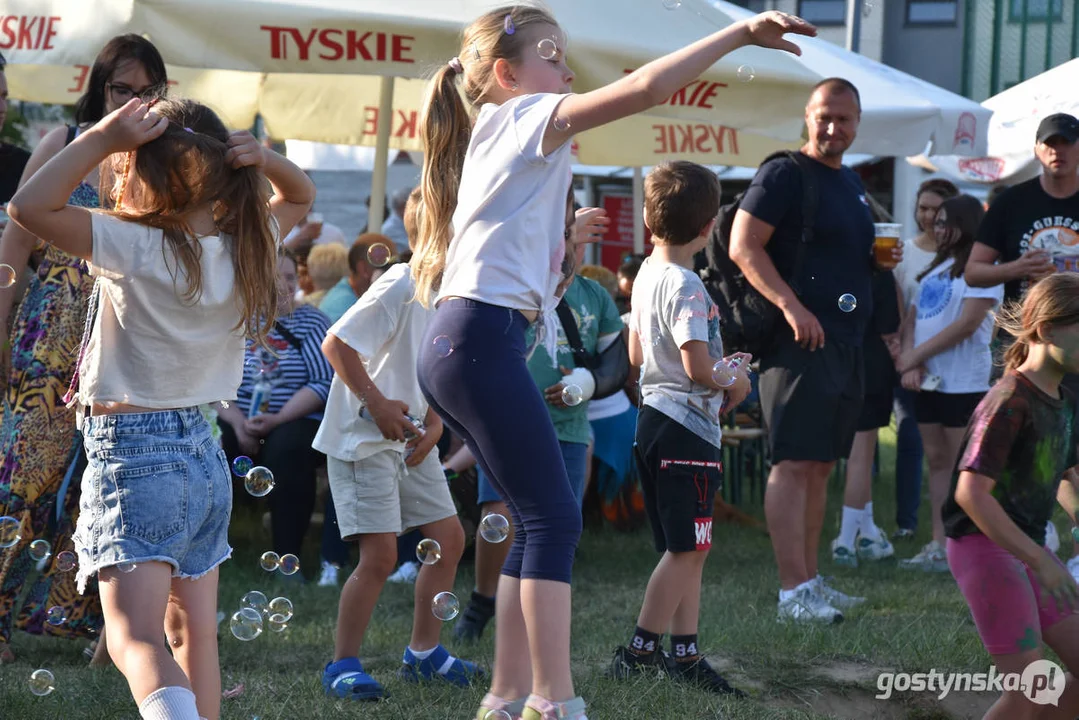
[598,194,651,272]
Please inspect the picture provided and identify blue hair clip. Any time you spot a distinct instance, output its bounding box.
[183,127,194,133]
[504,14,515,35]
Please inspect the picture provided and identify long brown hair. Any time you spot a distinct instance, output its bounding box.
[916,194,984,283]
[913,178,959,231]
[999,274,1079,372]
[101,98,278,343]
[413,4,560,306]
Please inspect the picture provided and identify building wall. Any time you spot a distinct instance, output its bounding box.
[881,0,965,95]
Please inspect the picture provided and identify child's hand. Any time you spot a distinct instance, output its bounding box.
[900,367,923,391]
[367,396,417,443]
[720,367,752,416]
[574,207,609,245]
[1034,550,1079,614]
[743,11,817,55]
[225,131,266,170]
[404,417,443,467]
[95,98,168,154]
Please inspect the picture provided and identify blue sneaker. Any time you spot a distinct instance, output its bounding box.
[398,644,485,687]
[322,657,384,701]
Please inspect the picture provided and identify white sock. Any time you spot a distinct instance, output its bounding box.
[838,506,862,548]
[860,502,879,539]
[138,686,200,720]
[779,578,817,602]
[408,645,437,660]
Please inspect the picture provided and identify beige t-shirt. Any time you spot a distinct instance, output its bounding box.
[77,211,245,408]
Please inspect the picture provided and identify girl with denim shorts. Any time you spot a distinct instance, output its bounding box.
[941,273,1079,718]
[410,7,815,719]
[8,98,313,720]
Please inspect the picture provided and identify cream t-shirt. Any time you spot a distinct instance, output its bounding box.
[77,212,245,408]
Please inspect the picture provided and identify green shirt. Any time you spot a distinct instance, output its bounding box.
[526,276,624,444]
[319,277,359,323]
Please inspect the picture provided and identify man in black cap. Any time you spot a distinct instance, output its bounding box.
[966,112,1079,303]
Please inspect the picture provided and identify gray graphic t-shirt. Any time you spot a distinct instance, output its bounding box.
[630,257,726,448]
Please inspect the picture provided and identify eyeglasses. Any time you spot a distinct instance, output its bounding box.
[106,82,166,105]
[933,218,948,228]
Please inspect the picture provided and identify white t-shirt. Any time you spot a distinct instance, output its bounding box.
[437,92,572,324]
[630,257,726,448]
[913,258,1003,394]
[894,238,938,310]
[312,263,434,462]
[79,212,245,407]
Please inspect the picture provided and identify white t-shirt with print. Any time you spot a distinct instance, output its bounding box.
[313,263,435,462]
[630,257,725,448]
[913,258,1003,394]
[80,212,245,408]
[437,92,572,363]
[894,240,937,311]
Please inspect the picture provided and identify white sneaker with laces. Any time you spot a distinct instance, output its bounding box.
[856,528,895,562]
[899,540,949,572]
[831,538,858,568]
[777,586,843,624]
[318,560,339,587]
[815,576,865,609]
[1067,556,1079,585]
[387,561,420,584]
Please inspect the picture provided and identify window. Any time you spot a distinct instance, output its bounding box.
[798,0,847,26]
[906,0,958,25]
[1008,0,1063,21]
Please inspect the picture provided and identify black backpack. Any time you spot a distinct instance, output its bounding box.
[695,150,818,357]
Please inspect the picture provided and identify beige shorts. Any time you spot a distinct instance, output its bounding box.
[327,450,457,539]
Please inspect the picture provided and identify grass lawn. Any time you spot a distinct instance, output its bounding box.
[0,426,1067,719]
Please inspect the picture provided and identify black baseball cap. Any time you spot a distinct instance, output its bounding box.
[1036,113,1079,144]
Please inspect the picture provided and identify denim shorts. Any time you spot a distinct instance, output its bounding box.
[73,407,233,593]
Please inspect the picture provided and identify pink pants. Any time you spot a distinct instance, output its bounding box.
[948,533,1077,656]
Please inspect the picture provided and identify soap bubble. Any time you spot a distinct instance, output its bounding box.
[259,551,280,572]
[278,554,300,576]
[367,242,394,268]
[0,516,21,548]
[231,455,253,477]
[268,613,289,633]
[0,263,16,289]
[55,551,77,573]
[268,596,293,622]
[244,466,275,497]
[432,335,454,358]
[479,513,510,543]
[662,0,682,8]
[484,712,512,720]
[432,591,460,621]
[736,64,755,83]
[711,357,744,389]
[230,607,263,641]
[561,384,583,407]
[241,590,269,615]
[838,293,858,313]
[46,606,66,626]
[29,539,51,562]
[416,538,442,565]
[552,116,571,132]
[536,38,558,61]
[28,669,55,697]
[863,0,874,16]
[116,562,137,574]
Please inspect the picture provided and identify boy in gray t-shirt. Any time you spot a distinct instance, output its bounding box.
[609,162,751,694]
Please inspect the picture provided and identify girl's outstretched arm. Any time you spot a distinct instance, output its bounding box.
[542,11,816,156]
[10,99,166,260]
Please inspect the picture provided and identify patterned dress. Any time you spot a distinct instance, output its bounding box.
[0,181,103,642]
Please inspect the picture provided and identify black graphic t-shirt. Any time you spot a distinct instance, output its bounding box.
[942,372,1079,546]
[977,177,1079,305]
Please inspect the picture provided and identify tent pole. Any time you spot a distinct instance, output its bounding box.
[632,167,644,254]
[368,76,395,233]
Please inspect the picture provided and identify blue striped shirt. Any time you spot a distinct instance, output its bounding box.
[235,304,333,421]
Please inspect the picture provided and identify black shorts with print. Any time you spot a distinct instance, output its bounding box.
[634,406,722,554]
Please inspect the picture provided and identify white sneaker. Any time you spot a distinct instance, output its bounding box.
[856,528,895,562]
[815,576,865,610]
[899,540,949,573]
[777,586,843,624]
[831,538,858,568]
[1046,522,1061,554]
[1067,556,1079,585]
[387,561,419,584]
[317,560,340,587]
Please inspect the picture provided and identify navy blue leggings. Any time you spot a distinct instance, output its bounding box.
[417,299,581,584]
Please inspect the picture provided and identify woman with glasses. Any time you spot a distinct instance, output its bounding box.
[0,34,167,666]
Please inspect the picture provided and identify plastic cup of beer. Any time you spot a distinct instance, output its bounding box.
[873,223,902,268]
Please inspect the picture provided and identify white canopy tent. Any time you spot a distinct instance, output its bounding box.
[913,58,1079,186]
